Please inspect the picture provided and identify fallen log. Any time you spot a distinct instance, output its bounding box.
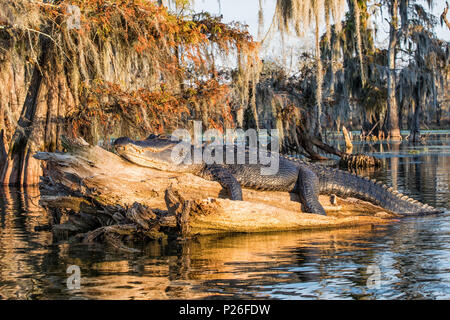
[33,136,398,251]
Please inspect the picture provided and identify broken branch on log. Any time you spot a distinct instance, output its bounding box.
[342,126,353,153]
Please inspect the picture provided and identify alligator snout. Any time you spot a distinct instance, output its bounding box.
[114,137,144,155]
[113,137,133,147]
[115,144,146,155]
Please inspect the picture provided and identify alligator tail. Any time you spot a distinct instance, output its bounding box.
[308,164,442,216]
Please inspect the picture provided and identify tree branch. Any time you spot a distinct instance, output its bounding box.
[441,2,450,30]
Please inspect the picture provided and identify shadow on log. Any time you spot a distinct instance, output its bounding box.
[34,136,397,252]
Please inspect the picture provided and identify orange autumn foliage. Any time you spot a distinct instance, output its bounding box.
[5,0,259,141]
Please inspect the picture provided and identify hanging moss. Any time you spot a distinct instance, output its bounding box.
[0,0,261,185]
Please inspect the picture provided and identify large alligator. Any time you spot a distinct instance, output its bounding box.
[113,134,443,216]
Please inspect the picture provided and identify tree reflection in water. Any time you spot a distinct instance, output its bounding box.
[0,137,448,299]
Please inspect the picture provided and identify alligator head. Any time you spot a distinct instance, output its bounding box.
[113,134,191,172]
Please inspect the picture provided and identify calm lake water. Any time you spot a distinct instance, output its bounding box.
[0,135,449,300]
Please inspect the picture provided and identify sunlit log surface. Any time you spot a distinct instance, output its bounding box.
[33,137,397,250]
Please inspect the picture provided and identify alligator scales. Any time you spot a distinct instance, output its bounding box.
[113,135,442,216]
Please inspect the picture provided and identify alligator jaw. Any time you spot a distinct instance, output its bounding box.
[115,144,171,170]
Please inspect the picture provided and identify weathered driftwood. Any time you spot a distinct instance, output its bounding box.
[33,137,397,251]
[342,126,353,153]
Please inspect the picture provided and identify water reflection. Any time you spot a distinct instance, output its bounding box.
[0,187,52,299]
[0,138,449,300]
[348,137,449,209]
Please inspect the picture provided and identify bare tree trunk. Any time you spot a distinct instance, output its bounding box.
[352,0,366,86]
[385,0,402,141]
[0,130,6,167]
[1,59,44,186]
[314,14,323,138]
[441,1,450,30]
[436,101,442,127]
[432,71,440,126]
[410,76,425,143]
[1,38,76,186]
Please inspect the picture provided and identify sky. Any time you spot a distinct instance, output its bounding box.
[189,0,450,66]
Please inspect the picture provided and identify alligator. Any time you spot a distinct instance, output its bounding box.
[113,134,443,216]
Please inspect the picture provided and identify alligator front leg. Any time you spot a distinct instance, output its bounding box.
[201,165,243,201]
[296,166,326,215]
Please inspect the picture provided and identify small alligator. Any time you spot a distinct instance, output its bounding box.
[113,134,443,216]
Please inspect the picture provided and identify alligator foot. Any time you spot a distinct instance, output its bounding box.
[296,166,327,215]
[202,165,243,201]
